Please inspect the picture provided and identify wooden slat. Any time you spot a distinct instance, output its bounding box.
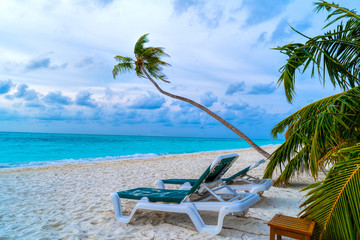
[268,214,316,236]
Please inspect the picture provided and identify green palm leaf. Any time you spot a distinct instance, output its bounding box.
[112,56,135,78]
[134,34,149,57]
[267,2,360,238]
[264,86,360,183]
[274,1,360,103]
[315,1,360,26]
[300,144,360,240]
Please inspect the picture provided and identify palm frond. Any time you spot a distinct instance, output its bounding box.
[112,56,135,78]
[274,1,360,103]
[137,44,171,82]
[114,34,172,83]
[300,144,360,240]
[265,87,360,184]
[134,34,149,57]
[135,65,145,79]
[315,1,360,27]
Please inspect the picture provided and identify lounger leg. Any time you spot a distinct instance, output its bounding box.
[199,204,251,235]
[110,193,140,223]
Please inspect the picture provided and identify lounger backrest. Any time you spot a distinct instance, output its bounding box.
[186,153,239,196]
[224,159,265,182]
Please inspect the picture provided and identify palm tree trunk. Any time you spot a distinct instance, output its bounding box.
[140,66,270,158]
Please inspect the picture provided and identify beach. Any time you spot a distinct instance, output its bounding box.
[0,145,318,239]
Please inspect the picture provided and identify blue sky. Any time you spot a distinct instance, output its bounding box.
[0,0,358,139]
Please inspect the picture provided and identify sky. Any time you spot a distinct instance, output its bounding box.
[0,0,358,139]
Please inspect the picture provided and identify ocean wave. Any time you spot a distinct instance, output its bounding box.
[0,153,159,169]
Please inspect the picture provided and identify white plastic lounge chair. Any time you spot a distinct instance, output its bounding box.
[110,153,260,235]
[156,159,273,196]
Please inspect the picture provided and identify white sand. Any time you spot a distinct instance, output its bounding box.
[0,145,318,239]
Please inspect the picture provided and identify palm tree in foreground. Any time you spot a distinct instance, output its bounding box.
[264,1,360,239]
[112,34,270,158]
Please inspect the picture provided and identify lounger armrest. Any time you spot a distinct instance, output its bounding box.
[249,159,265,170]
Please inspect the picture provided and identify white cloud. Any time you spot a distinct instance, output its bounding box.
[0,0,357,138]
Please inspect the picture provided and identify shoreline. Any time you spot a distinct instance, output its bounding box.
[0,145,317,239]
[0,144,281,170]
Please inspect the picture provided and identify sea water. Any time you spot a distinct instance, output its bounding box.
[0,132,283,168]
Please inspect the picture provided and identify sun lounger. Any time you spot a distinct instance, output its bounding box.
[155,159,273,196]
[110,153,260,235]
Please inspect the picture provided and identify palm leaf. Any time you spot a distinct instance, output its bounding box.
[300,144,360,240]
[112,56,135,78]
[134,34,149,57]
[314,1,360,27]
[274,1,360,103]
[265,87,360,183]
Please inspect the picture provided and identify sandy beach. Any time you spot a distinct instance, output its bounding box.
[0,145,318,239]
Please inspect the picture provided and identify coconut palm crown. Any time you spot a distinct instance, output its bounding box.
[113,34,171,83]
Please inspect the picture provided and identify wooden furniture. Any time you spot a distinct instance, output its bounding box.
[268,214,315,240]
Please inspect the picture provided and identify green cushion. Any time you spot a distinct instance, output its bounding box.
[223,166,251,182]
[117,188,189,203]
[162,179,198,185]
[161,165,251,186]
[187,155,237,195]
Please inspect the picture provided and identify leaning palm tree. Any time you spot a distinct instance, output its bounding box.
[264,1,360,239]
[112,34,270,158]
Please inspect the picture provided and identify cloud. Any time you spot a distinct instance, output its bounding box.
[173,0,199,15]
[75,91,97,108]
[171,103,203,125]
[295,15,312,32]
[242,0,292,26]
[43,91,72,105]
[270,18,292,42]
[25,57,67,71]
[256,32,267,44]
[225,81,246,96]
[200,91,217,107]
[128,92,165,109]
[270,15,313,42]
[96,0,114,6]
[0,0,349,139]
[25,100,45,108]
[11,84,39,101]
[225,102,249,111]
[76,56,94,68]
[0,80,14,94]
[82,0,114,7]
[104,87,114,100]
[248,82,277,95]
[0,107,23,121]
[172,0,224,28]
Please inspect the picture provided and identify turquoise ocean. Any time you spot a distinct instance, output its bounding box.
[0,132,284,168]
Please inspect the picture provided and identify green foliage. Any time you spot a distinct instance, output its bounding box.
[113,34,171,82]
[300,144,360,240]
[267,0,360,182]
[264,86,360,184]
[112,56,134,78]
[274,1,360,103]
[266,2,360,239]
